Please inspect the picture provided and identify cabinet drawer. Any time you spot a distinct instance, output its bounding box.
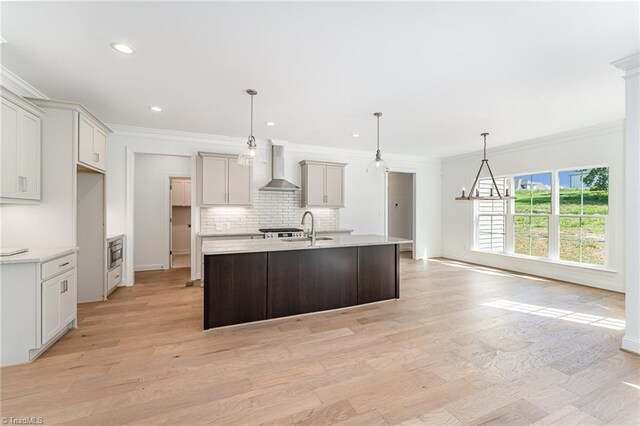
[108,265,122,291]
[41,253,76,281]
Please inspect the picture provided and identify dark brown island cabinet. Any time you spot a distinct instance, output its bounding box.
[203,243,401,329]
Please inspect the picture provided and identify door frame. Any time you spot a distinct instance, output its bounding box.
[384,170,417,259]
[165,173,191,269]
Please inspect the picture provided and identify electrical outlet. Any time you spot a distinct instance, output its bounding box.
[215,223,223,231]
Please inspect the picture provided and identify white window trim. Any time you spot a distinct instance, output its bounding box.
[474,165,611,270]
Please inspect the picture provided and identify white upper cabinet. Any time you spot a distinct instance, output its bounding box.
[78,112,107,172]
[184,181,191,206]
[200,153,252,206]
[1,88,43,203]
[171,179,192,206]
[299,161,346,208]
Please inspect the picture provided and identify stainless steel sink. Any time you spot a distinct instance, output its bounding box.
[282,237,333,242]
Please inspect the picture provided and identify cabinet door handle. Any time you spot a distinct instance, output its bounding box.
[60,280,68,293]
[59,262,70,268]
[115,275,120,279]
[18,176,27,192]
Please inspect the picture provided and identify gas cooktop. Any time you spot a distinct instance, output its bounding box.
[259,228,303,233]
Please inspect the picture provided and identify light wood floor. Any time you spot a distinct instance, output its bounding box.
[2,255,639,425]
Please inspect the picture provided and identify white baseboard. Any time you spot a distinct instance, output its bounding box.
[134,264,166,272]
[622,336,640,356]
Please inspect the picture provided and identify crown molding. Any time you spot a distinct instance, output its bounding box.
[0,65,48,99]
[442,120,625,163]
[108,124,440,165]
[30,98,111,133]
[612,53,640,76]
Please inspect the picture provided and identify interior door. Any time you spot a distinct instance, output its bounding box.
[17,110,40,200]
[201,157,228,205]
[325,166,343,206]
[307,164,326,206]
[228,160,251,204]
[169,192,174,268]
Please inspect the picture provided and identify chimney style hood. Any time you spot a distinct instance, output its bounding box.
[260,144,300,192]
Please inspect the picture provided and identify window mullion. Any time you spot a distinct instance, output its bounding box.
[549,171,560,260]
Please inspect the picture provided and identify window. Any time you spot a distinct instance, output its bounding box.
[513,173,551,257]
[558,168,608,265]
[475,178,506,252]
[473,166,609,268]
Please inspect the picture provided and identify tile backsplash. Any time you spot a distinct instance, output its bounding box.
[200,191,340,233]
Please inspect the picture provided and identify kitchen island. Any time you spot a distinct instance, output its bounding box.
[202,235,411,329]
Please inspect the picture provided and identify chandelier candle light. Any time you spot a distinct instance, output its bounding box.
[455,133,515,201]
[366,112,389,176]
[238,89,266,166]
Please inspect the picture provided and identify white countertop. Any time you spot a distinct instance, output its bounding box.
[199,230,263,237]
[202,234,411,255]
[0,247,78,264]
[198,229,353,238]
[106,234,125,243]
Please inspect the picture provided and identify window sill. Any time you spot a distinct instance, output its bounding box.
[469,249,617,274]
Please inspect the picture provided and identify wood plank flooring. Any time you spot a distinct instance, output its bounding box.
[2,255,639,425]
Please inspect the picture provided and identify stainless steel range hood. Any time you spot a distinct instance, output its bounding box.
[260,144,300,192]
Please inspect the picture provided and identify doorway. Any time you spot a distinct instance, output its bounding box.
[387,172,415,255]
[170,177,191,269]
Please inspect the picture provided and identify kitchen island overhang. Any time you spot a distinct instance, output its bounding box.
[202,235,412,329]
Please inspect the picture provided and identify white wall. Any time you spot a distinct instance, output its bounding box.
[106,125,442,285]
[441,121,625,292]
[388,172,414,251]
[133,154,190,271]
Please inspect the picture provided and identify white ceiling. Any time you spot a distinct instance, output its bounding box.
[1,2,638,157]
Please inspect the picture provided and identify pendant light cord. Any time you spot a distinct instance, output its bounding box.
[250,93,254,138]
[377,114,380,151]
[483,133,487,160]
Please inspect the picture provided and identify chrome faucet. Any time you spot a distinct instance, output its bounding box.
[301,211,316,245]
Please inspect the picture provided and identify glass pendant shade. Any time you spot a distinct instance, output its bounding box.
[238,89,265,166]
[367,112,388,176]
[367,150,389,176]
[238,136,266,166]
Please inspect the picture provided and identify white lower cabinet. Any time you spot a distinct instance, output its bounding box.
[0,250,77,366]
[41,263,77,346]
[107,265,122,292]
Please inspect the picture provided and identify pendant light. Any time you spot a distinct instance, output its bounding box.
[238,89,266,166]
[366,112,388,176]
[455,132,515,200]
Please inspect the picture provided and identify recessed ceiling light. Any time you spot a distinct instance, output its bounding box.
[352,134,360,138]
[149,106,162,112]
[265,121,275,126]
[111,42,135,54]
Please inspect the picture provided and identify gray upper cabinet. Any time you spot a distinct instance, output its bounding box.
[299,160,346,208]
[199,153,252,206]
[1,87,43,203]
